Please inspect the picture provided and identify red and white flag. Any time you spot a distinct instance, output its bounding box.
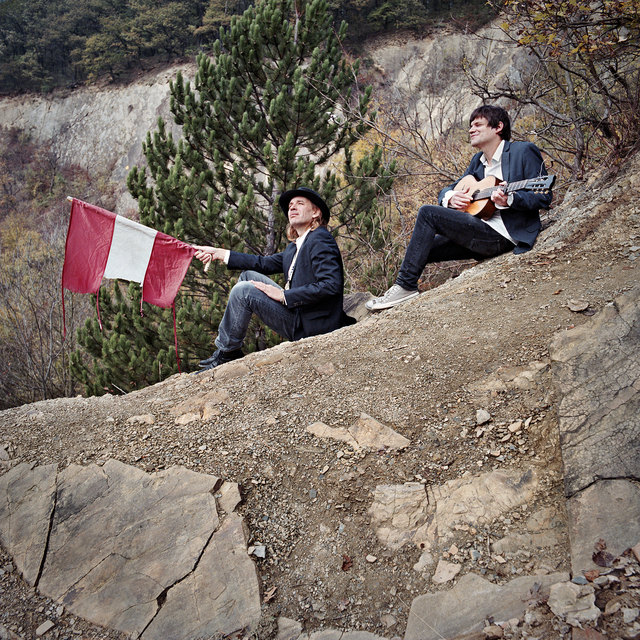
[62,198,195,306]
[61,198,196,368]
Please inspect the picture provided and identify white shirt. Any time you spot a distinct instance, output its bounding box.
[285,228,311,289]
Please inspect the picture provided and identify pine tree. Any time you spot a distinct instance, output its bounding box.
[72,0,395,395]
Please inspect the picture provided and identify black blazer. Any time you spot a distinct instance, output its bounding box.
[438,140,552,253]
[227,226,345,340]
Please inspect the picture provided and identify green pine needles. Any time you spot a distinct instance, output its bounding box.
[72,0,395,395]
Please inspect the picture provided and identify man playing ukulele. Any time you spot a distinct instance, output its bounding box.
[366,105,553,311]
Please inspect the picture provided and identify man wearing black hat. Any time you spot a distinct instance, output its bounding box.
[192,187,347,371]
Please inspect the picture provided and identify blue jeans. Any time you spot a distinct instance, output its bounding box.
[215,271,297,352]
[396,205,515,291]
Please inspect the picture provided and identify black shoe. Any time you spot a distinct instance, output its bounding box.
[199,352,219,367]
[196,348,244,372]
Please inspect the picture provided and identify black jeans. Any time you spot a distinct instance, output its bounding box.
[396,205,515,291]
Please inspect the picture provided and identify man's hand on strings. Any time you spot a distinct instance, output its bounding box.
[449,189,472,210]
[250,280,286,303]
[491,183,509,208]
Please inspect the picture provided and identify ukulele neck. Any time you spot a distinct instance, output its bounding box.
[473,179,528,202]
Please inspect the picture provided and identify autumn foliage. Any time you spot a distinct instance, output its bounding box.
[485,0,640,175]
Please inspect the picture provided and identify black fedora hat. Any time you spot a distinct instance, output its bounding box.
[279,187,331,223]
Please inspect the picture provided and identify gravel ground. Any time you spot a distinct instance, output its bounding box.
[1,159,640,639]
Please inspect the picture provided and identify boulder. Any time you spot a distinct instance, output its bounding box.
[550,287,640,573]
[550,287,640,496]
[0,462,57,585]
[0,459,260,638]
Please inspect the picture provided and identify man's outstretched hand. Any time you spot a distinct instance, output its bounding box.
[192,245,230,265]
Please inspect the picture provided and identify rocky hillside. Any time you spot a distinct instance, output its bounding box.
[1,148,639,640]
[0,24,526,216]
[1,22,640,640]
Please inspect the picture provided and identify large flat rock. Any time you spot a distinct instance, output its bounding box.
[404,571,568,640]
[567,479,640,574]
[550,286,640,496]
[0,462,57,585]
[141,513,261,640]
[369,468,539,552]
[0,459,260,638]
[550,287,640,576]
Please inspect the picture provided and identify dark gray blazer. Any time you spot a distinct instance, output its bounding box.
[438,140,552,253]
[227,226,345,340]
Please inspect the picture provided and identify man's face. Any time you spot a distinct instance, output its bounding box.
[469,116,503,150]
[288,196,320,227]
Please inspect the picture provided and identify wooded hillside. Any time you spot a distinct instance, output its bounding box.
[0,0,493,93]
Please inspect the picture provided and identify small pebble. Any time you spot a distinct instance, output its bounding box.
[35,620,55,637]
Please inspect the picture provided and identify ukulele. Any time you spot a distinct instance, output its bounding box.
[454,174,555,219]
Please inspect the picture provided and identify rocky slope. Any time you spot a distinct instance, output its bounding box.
[1,146,639,639]
[0,24,525,215]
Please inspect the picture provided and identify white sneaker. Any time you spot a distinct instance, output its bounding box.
[365,284,419,311]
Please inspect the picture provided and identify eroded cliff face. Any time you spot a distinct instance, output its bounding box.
[0,63,194,214]
[360,24,525,132]
[0,24,524,214]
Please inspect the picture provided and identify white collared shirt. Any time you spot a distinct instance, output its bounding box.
[476,140,515,243]
[285,228,311,289]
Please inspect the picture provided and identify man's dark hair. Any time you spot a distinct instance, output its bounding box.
[469,105,511,141]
